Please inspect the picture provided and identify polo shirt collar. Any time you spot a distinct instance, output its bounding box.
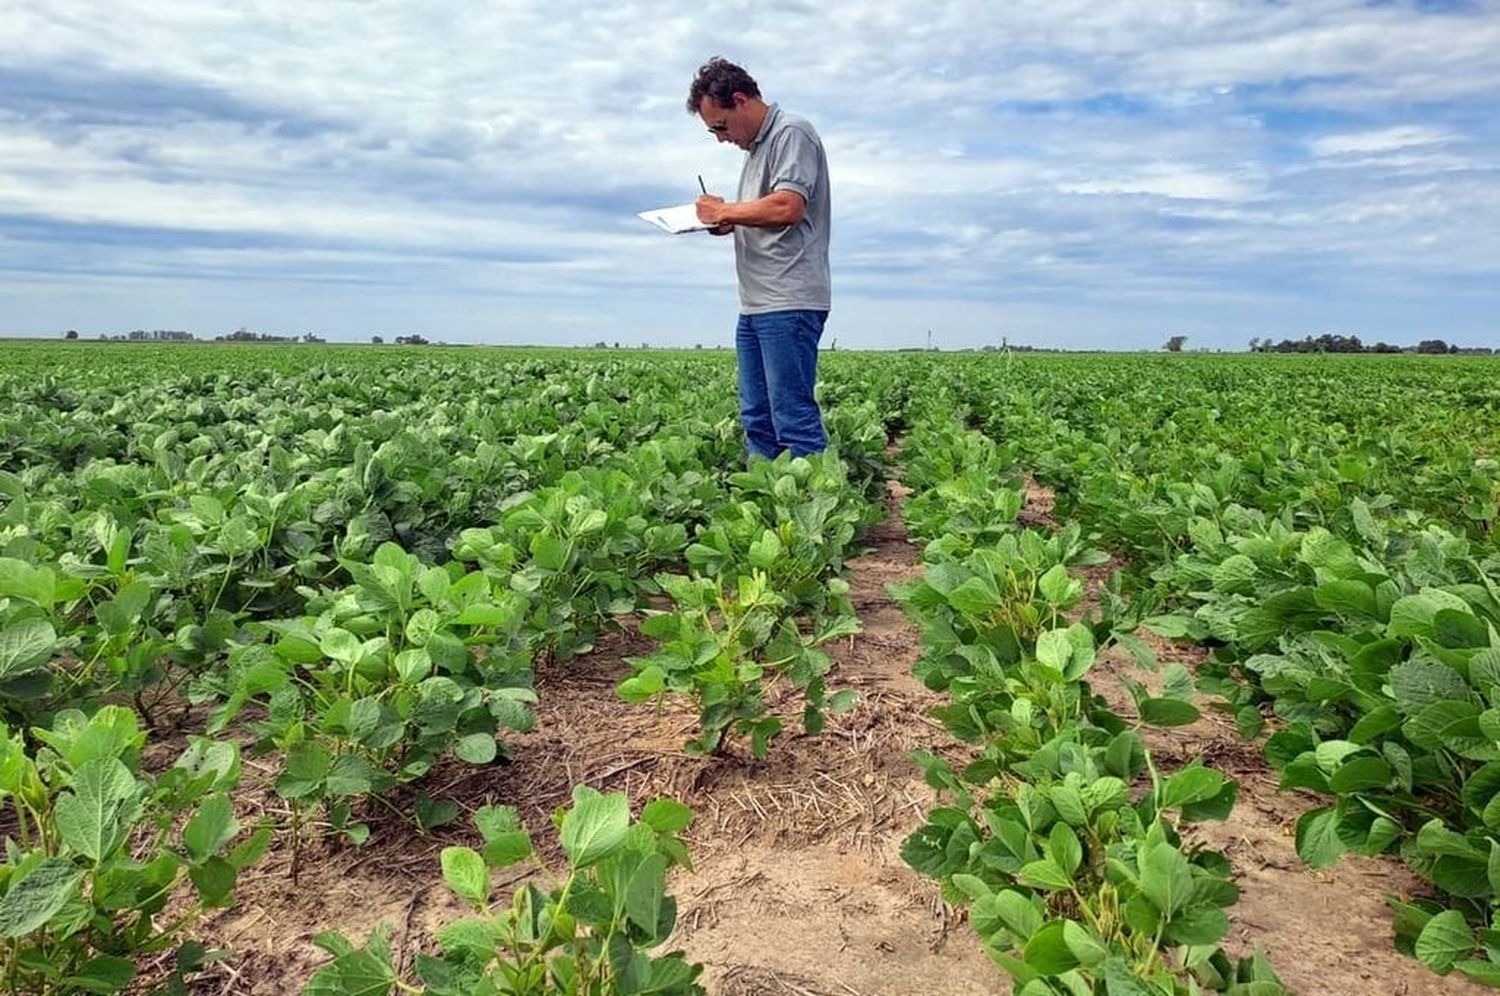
[749,103,779,151]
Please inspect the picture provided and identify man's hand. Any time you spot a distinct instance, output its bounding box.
[696,194,728,226]
[709,223,734,236]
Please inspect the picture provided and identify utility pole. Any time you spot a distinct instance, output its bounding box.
[926,329,934,351]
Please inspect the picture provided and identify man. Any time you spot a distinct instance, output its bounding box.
[688,57,831,460]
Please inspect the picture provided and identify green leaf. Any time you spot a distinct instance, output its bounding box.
[440,846,489,906]
[560,788,630,869]
[1063,919,1108,967]
[304,929,398,996]
[1022,920,1080,975]
[1035,629,1072,672]
[414,795,460,832]
[625,852,668,939]
[426,631,469,671]
[1165,905,1230,946]
[1162,766,1226,810]
[228,826,272,870]
[189,855,237,907]
[1105,731,1146,780]
[1327,756,1394,794]
[618,666,666,703]
[1389,660,1471,713]
[326,754,377,798]
[990,889,1043,942]
[1350,638,1404,691]
[1415,909,1475,974]
[1388,589,1471,639]
[747,530,782,569]
[0,558,56,607]
[828,688,858,713]
[0,858,83,937]
[1434,609,1488,649]
[55,757,138,862]
[64,954,136,993]
[276,741,332,800]
[1102,957,1157,996]
[1349,704,1401,744]
[947,578,1001,616]
[482,831,534,869]
[403,608,441,646]
[1142,615,1195,639]
[949,874,991,902]
[1139,698,1200,727]
[1039,564,1074,606]
[1181,778,1239,823]
[1294,807,1346,869]
[183,793,239,862]
[454,732,498,765]
[1456,959,1500,987]
[1048,823,1083,875]
[530,532,568,571]
[1049,784,1088,826]
[1482,708,1500,744]
[968,893,1010,945]
[473,804,521,840]
[0,617,56,678]
[641,798,693,834]
[392,648,431,684]
[319,627,362,664]
[1017,859,1074,891]
[1139,842,1193,919]
[1315,580,1378,620]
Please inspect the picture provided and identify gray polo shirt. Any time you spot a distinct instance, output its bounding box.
[734,104,831,314]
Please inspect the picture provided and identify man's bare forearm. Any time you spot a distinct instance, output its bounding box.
[697,190,805,228]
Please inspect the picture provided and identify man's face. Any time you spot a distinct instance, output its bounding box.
[698,94,752,150]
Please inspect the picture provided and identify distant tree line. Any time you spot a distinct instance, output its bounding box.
[216,328,324,343]
[1247,334,1494,355]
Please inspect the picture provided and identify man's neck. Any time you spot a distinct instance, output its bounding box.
[744,99,770,137]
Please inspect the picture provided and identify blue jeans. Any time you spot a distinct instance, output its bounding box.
[735,309,828,460]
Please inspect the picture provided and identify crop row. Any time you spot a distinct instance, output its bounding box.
[0,349,890,993]
[937,356,1500,986]
[889,390,1287,995]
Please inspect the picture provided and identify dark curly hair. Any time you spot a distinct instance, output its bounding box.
[686,57,761,113]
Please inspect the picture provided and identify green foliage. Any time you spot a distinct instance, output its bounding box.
[303,788,704,996]
[891,406,1284,995]
[924,350,1497,984]
[6,340,1498,988]
[686,451,877,616]
[197,542,538,846]
[620,572,857,758]
[0,705,259,994]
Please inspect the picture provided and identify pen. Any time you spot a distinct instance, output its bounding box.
[698,175,708,195]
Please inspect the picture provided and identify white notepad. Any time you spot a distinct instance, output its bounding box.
[636,203,711,234]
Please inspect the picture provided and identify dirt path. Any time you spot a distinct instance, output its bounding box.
[667,482,1000,994]
[1023,476,1489,996]
[188,482,1001,994]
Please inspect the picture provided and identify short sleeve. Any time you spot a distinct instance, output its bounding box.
[767,126,820,203]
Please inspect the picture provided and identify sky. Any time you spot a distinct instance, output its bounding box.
[1,1,1498,351]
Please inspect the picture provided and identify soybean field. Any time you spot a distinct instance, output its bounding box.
[1,342,1497,995]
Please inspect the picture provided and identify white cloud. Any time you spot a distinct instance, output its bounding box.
[1057,164,1261,202]
[1308,125,1456,158]
[0,0,1496,348]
